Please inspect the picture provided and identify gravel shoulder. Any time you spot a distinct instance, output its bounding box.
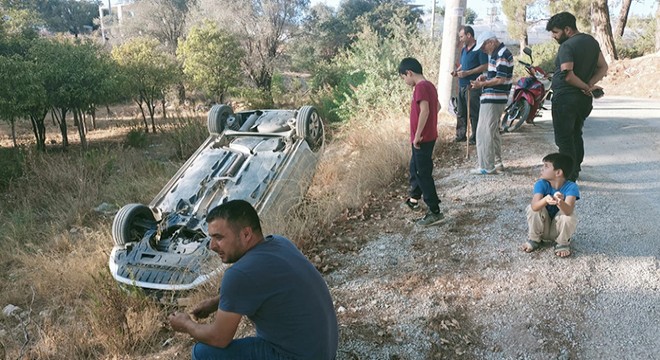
[322,100,660,359]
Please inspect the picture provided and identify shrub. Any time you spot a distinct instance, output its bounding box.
[615,16,656,59]
[236,87,275,109]
[125,128,148,148]
[0,146,24,191]
[310,15,440,124]
[166,115,208,160]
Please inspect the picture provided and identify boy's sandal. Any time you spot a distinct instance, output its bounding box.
[523,239,541,253]
[554,244,571,258]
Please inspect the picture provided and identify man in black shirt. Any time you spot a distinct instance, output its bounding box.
[546,12,608,181]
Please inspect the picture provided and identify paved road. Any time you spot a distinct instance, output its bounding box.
[555,96,660,358]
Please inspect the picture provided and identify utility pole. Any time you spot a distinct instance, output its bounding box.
[430,0,437,40]
[437,0,467,114]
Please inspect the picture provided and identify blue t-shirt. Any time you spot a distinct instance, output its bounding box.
[533,179,580,218]
[219,235,338,360]
[459,44,489,88]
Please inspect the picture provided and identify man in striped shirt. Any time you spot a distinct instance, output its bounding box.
[468,31,514,175]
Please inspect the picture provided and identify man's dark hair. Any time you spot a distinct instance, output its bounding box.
[460,25,474,37]
[207,200,262,234]
[543,153,573,178]
[398,57,423,75]
[546,12,577,32]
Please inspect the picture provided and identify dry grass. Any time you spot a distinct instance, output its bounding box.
[0,107,443,358]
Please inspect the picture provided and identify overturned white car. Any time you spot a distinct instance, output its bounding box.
[108,104,324,291]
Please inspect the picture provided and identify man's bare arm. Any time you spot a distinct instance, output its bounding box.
[587,52,608,88]
[169,307,242,348]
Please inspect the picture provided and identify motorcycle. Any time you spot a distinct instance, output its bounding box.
[501,47,552,132]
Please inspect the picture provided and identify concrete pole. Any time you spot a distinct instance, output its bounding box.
[437,0,467,114]
[98,5,106,44]
[430,0,436,40]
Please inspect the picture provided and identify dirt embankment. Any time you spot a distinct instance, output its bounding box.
[599,52,660,98]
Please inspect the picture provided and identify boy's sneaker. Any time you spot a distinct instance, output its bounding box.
[469,168,496,175]
[416,210,444,226]
[402,198,422,211]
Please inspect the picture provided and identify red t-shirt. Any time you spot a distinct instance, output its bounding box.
[410,80,439,144]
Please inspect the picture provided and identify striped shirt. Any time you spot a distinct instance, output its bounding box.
[480,43,514,104]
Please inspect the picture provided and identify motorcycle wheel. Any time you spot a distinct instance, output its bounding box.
[508,100,532,132]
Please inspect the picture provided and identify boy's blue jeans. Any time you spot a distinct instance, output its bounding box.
[192,337,294,360]
[409,141,440,213]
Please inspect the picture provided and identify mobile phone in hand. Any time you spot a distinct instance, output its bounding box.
[592,88,604,98]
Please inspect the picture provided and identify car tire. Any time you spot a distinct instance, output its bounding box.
[296,106,324,151]
[112,203,156,246]
[207,104,233,135]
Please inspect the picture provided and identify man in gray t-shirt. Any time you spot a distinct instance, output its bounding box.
[170,200,338,360]
[546,12,608,181]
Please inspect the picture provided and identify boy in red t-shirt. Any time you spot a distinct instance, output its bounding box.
[398,57,444,226]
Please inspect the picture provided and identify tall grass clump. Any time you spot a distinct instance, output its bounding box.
[165,115,209,160]
[0,147,25,191]
[0,142,182,359]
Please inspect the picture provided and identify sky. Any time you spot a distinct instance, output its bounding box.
[309,0,659,21]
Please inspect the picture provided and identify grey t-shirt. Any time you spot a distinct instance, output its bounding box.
[551,33,601,98]
[220,235,338,360]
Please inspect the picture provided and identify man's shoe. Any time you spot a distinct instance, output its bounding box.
[402,198,422,211]
[469,168,496,175]
[416,211,444,226]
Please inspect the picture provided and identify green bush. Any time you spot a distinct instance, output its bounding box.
[310,16,440,124]
[0,147,25,191]
[125,128,148,148]
[616,16,656,59]
[166,116,207,160]
[236,87,275,109]
[510,41,559,82]
[271,72,310,108]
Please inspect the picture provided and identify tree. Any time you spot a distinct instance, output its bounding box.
[592,0,618,62]
[28,38,114,149]
[129,0,199,53]
[437,6,477,24]
[2,0,100,37]
[202,0,309,104]
[502,0,534,53]
[465,8,478,24]
[177,20,244,104]
[548,0,591,32]
[112,37,180,133]
[614,0,632,37]
[293,0,423,72]
[290,3,346,69]
[0,55,45,148]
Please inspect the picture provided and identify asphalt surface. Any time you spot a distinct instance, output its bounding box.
[533,96,660,358]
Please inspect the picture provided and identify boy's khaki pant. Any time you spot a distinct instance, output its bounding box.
[526,205,577,246]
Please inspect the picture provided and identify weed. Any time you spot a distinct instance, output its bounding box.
[166,115,208,160]
[125,127,148,148]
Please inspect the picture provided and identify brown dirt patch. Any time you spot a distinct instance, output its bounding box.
[599,53,660,99]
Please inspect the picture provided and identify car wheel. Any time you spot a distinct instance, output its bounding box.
[296,106,324,151]
[207,104,233,135]
[112,204,156,246]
